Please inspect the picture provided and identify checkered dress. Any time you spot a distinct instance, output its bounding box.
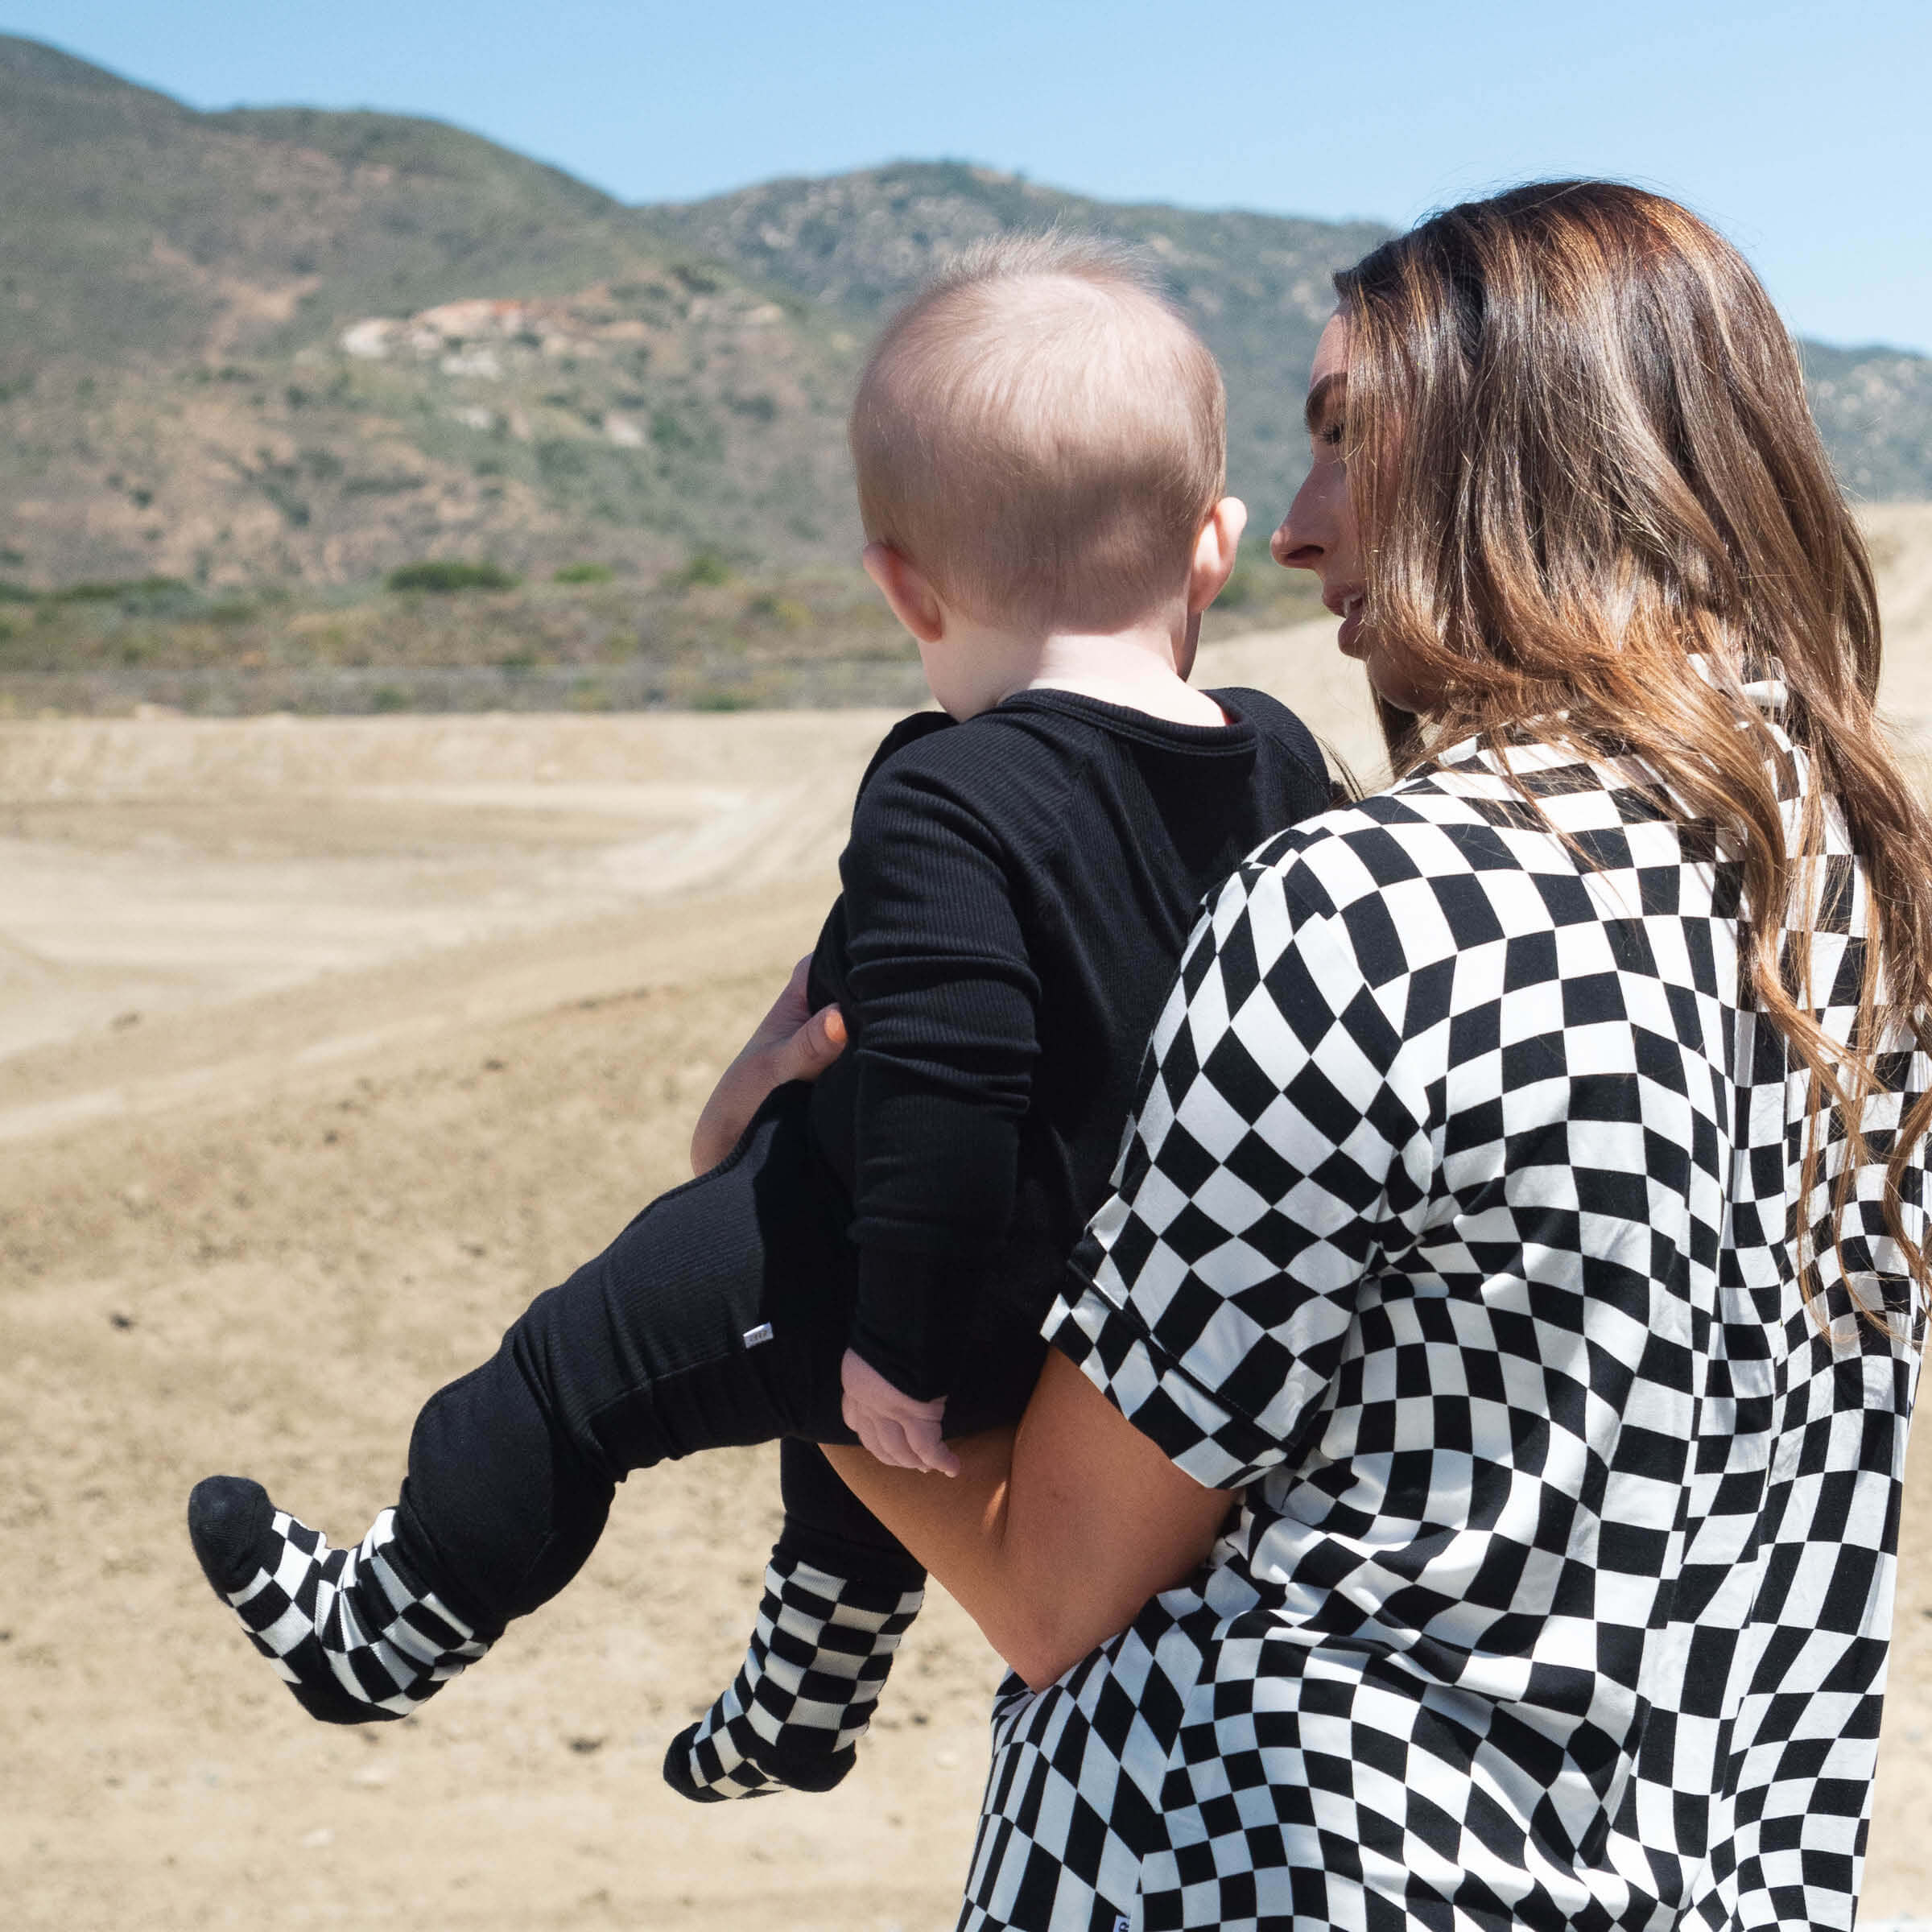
[962,704,1927,1932]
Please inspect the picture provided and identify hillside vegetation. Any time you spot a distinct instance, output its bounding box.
[0,547,1323,719]
[1,30,1928,716]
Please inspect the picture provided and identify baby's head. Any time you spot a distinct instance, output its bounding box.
[850,235,1228,645]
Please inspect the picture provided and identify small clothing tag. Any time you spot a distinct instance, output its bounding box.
[741,1323,774,1348]
[1113,1917,1132,1932]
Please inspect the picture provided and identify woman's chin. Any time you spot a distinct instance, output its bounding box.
[1363,651,1434,717]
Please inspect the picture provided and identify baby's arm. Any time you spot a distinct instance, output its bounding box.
[838,757,1039,1435]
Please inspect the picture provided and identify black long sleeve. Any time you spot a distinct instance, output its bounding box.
[837,749,1043,1393]
[805,687,1332,1401]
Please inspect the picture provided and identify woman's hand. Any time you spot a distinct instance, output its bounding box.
[840,1348,960,1476]
[690,956,847,1174]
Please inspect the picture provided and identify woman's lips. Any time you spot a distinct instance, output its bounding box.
[1335,593,1366,658]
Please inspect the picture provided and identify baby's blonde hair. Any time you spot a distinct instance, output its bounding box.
[849,234,1226,632]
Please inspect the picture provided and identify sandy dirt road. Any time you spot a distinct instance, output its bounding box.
[0,710,1005,1932]
[5,524,1932,1929]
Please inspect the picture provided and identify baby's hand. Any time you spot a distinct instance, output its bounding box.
[840,1348,960,1476]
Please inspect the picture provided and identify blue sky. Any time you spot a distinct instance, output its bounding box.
[6,0,1929,353]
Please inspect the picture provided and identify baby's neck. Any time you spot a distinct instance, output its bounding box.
[1018,625,1226,727]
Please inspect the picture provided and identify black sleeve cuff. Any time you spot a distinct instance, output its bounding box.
[848,1245,976,1403]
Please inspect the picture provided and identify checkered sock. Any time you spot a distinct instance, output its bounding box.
[663,1550,925,1802]
[187,1474,493,1724]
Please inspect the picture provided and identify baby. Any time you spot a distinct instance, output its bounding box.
[187,234,1332,1802]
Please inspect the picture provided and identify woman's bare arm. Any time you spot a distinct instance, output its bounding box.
[825,1349,1232,1690]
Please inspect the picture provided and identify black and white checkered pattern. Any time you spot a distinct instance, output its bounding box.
[961,708,1927,1930]
[223,1504,488,1719]
[672,1551,925,1799]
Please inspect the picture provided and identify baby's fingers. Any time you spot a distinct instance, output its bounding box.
[876,1420,931,1470]
[901,1413,961,1477]
[850,1405,924,1471]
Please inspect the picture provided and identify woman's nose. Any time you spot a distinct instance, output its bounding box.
[1271,478,1326,570]
[1270,519,1314,568]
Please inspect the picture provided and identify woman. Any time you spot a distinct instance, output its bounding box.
[822,181,1932,1931]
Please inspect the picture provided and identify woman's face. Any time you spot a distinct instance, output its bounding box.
[1271,314,1435,713]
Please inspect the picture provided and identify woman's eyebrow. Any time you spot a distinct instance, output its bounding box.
[1303,372,1346,436]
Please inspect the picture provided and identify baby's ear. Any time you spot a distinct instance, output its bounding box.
[861,542,947,643]
[1188,497,1249,612]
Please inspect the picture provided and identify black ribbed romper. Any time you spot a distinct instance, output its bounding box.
[387,687,1331,1626]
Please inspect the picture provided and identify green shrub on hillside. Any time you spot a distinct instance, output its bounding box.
[668,549,733,589]
[552,562,615,584]
[47,576,191,606]
[746,592,809,630]
[385,559,520,594]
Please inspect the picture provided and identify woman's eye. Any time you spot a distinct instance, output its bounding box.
[1319,423,1346,450]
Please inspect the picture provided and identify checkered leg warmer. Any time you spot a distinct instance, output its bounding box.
[663,1550,925,1801]
[187,1474,493,1725]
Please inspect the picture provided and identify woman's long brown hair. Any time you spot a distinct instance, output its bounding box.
[1335,180,1932,1322]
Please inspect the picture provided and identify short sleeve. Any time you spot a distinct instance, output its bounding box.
[1048,848,1430,1490]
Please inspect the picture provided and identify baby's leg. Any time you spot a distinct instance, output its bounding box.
[668,1290,1054,1797]
[188,1084,853,1724]
[667,1439,927,1799]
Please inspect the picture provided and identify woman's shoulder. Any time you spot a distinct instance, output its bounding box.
[1242,737,1655,881]
[1208,741,1666,989]
[1229,759,1508,898]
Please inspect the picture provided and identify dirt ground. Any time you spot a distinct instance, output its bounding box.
[6,522,1932,1930]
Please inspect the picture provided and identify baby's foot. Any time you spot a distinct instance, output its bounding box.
[664,1552,924,1802]
[665,1677,807,1801]
[186,1475,492,1724]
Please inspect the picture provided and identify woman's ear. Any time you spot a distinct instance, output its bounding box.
[1187,497,1249,613]
[861,542,947,644]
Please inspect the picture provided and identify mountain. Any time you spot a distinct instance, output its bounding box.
[637,163,1389,536]
[1,33,1927,595]
[1799,343,1932,502]
[0,35,865,587]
